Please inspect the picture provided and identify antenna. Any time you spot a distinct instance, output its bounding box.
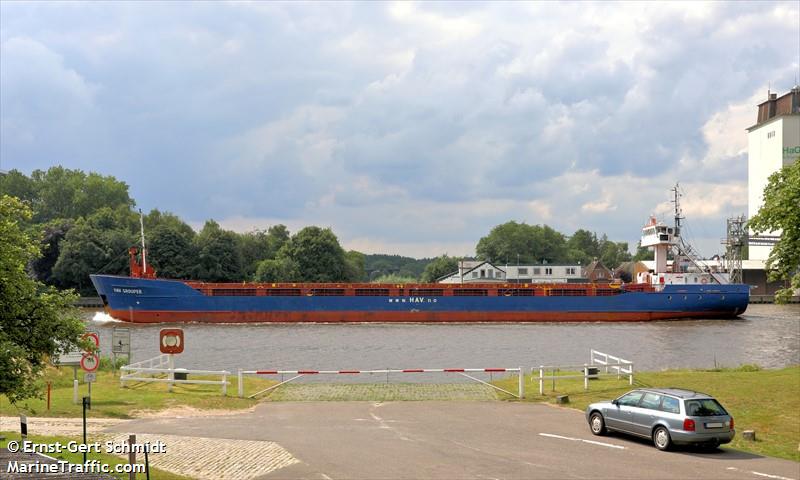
[671,183,683,235]
[139,209,147,274]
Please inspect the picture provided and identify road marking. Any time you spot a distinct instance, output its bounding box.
[538,433,625,450]
[727,467,797,480]
[369,410,411,441]
[750,472,796,480]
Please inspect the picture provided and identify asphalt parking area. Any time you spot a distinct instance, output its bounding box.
[103,402,799,480]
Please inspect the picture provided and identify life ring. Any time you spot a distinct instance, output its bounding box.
[701,278,708,284]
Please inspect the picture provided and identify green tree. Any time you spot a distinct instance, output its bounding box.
[30,167,134,223]
[345,250,366,282]
[598,235,632,268]
[147,221,197,279]
[193,220,243,282]
[238,230,271,280]
[31,220,74,286]
[277,226,351,282]
[566,229,599,264]
[0,169,37,205]
[52,210,135,294]
[749,160,800,303]
[632,241,653,261]
[267,224,290,255]
[421,255,459,282]
[254,257,300,282]
[372,273,419,284]
[1,195,86,403]
[476,221,567,264]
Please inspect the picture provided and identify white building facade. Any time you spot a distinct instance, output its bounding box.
[747,86,800,261]
[438,260,583,284]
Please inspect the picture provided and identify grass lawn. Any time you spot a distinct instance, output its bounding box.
[493,365,800,462]
[0,367,276,419]
[1,431,191,480]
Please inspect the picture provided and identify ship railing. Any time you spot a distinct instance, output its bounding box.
[590,349,634,378]
[238,367,525,400]
[120,354,230,395]
[534,360,634,396]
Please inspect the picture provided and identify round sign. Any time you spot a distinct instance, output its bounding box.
[80,353,99,372]
[82,332,100,348]
[159,328,184,354]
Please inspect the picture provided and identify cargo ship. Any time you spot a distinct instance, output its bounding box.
[90,194,749,323]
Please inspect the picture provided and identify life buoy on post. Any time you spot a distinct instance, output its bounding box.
[701,277,708,284]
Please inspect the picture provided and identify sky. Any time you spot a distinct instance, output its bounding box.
[1,1,799,259]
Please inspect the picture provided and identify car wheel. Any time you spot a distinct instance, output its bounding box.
[590,412,606,436]
[653,426,671,451]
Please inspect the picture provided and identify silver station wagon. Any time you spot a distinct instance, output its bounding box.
[585,388,735,451]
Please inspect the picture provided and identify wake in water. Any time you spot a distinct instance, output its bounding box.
[91,311,120,323]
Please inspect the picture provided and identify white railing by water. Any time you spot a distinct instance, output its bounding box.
[534,350,634,395]
[120,354,230,395]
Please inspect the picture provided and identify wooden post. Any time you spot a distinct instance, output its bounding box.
[128,434,137,480]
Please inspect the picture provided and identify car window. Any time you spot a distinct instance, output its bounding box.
[640,393,662,410]
[685,399,727,416]
[660,396,680,414]
[617,391,643,407]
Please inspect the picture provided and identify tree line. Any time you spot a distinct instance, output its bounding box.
[0,167,365,295]
[1,167,652,294]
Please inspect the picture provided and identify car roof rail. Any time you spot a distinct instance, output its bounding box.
[660,387,711,398]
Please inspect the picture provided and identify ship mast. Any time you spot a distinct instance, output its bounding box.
[139,209,147,274]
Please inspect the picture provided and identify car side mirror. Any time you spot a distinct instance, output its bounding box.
[611,399,619,406]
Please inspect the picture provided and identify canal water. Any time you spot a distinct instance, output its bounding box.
[82,304,799,381]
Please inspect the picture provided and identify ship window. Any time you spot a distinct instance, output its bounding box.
[472,272,478,278]
[545,268,553,275]
[481,270,486,278]
[518,268,528,275]
[533,268,541,275]
[566,267,576,275]
[683,295,688,300]
[667,295,672,301]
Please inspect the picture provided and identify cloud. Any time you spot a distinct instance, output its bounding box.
[1,1,797,258]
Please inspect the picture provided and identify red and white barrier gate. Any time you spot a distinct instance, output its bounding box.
[239,367,525,399]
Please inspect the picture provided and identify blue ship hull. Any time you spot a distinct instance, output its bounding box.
[90,275,749,323]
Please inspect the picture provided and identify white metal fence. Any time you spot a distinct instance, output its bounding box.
[533,350,634,395]
[120,354,231,395]
[238,367,525,399]
[590,349,634,379]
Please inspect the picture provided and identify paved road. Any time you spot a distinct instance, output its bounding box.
[104,402,800,480]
